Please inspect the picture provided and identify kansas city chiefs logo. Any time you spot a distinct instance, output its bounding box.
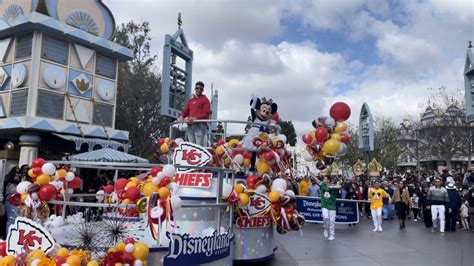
[242,192,272,216]
[173,142,212,172]
[7,217,55,256]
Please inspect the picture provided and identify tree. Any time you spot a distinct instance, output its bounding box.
[277,119,297,146]
[114,21,171,158]
[372,115,403,170]
[339,124,359,167]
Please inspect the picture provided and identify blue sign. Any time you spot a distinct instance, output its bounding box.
[296,196,359,224]
[164,229,234,265]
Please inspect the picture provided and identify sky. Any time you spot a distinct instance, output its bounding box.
[104,0,474,139]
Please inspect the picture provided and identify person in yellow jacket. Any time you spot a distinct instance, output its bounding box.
[368,180,391,232]
[299,176,310,196]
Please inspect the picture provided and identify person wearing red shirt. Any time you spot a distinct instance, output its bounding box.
[179,81,211,146]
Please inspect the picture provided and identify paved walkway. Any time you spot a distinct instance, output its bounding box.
[250,217,474,266]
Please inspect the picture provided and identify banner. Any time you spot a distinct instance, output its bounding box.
[296,196,359,224]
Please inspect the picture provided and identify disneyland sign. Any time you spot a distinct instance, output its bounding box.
[164,229,234,265]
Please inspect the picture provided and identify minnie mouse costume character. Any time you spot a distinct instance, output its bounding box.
[242,95,278,170]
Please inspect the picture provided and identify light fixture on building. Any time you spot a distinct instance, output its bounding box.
[4,141,14,151]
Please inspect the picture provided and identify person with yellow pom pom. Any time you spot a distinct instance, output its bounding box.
[178,81,211,146]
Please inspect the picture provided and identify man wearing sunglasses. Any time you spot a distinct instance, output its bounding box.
[179,81,211,146]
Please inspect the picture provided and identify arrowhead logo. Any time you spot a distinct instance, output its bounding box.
[7,217,55,256]
[173,142,212,172]
[243,192,272,216]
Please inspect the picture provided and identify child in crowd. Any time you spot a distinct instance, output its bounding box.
[411,193,420,222]
[460,200,470,230]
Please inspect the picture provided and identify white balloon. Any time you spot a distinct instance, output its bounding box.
[134,260,143,266]
[157,171,166,179]
[163,165,176,177]
[41,163,56,176]
[271,178,287,191]
[65,172,75,182]
[16,181,32,194]
[171,195,182,211]
[169,182,179,194]
[278,134,287,144]
[125,243,135,253]
[256,184,267,194]
[175,138,184,145]
[303,152,313,162]
[31,259,40,266]
[96,190,105,202]
[67,188,74,194]
[337,143,347,156]
[274,187,285,197]
[51,181,64,190]
[31,192,39,200]
[222,183,233,198]
[233,154,244,165]
[325,117,336,128]
[285,190,296,197]
[152,176,162,185]
[150,205,164,218]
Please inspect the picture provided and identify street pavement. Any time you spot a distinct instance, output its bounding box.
[244,217,474,266]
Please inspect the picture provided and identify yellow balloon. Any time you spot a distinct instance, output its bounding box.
[160,143,169,153]
[334,122,348,133]
[158,187,170,199]
[243,158,251,167]
[66,255,82,266]
[224,158,231,166]
[28,169,36,178]
[322,139,340,155]
[36,174,50,185]
[216,146,225,156]
[164,137,171,144]
[126,181,137,188]
[143,183,158,197]
[122,198,131,204]
[268,191,280,203]
[239,193,250,206]
[56,247,69,257]
[130,177,139,183]
[330,133,341,141]
[1,255,15,266]
[28,249,46,262]
[116,241,126,251]
[21,193,28,202]
[87,261,100,266]
[133,242,150,260]
[234,184,245,194]
[57,169,67,178]
[256,160,271,174]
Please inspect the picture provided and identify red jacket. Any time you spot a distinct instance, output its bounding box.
[180,95,211,124]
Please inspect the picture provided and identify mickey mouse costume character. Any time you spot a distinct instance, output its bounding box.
[368,180,390,232]
[242,95,278,171]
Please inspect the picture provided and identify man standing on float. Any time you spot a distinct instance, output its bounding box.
[315,176,341,240]
[368,180,390,232]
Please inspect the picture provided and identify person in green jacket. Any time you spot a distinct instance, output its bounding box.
[316,175,341,240]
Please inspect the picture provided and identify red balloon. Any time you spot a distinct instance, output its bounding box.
[122,252,134,264]
[32,158,45,168]
[263,151,274,162]
[302,133,313,145]
[115,178,128,190]
[0,241,6,256]
[329,102,351,122]
[103,184,114,194]
[247,176,259,189]
[216,139,225,146]
[56,256,67,266]
[243,152,252,159]
[314,127,328,142]
[150,167,161,177]
[126,187,141,201]
[159,176,171,187]
[32,167,43,176]
[340,133,351,144]
[271,112,280,121]
[38,184,57,201]
[124,237,136,244]
[158,138,165,145]
[68,177,81,189]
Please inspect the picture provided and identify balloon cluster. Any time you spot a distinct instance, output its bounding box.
[10,158,81,219]
[212,139,252,168]
[0,238,149,266]
[302,102,351,170]
[222,175,304,234]
[153,137,183,161]
[251,134,291,175]
[96,165,181,218]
